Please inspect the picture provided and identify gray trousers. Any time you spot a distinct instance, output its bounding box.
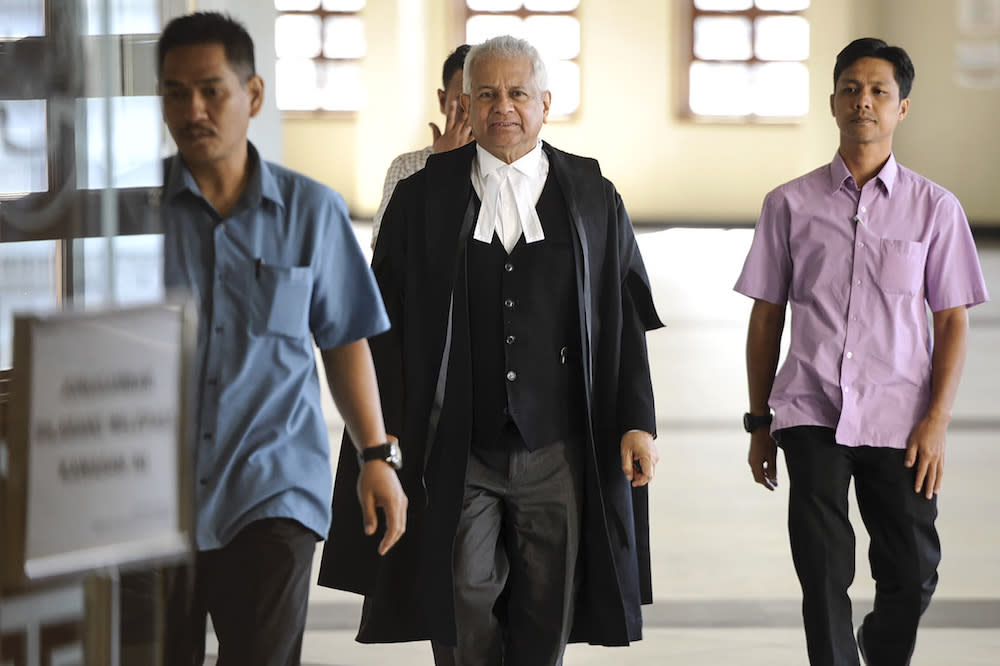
[432,430,583,666]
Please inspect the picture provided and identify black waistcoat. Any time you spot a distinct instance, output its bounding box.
[466,173,585,451]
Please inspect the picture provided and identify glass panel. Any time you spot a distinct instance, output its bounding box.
[694,0,753,10]
[85,0,160,35]
[0,241,58,369]
[323,0,366,9]
[753,61,809,116]
[755,15,809,60]
[548,59,579,115]
[756,0,809,10]
[467,0,523,10]
[694,16,752,60]
[525,0,580,10]
[1,0,45,38]
[323,16,366,59]
[275,0,320,9]
[689,62,752,116]
[0,100,48,195]
[76,235,164,307]
[524,16,579,60]
[275,14,322,58]
[319,62,365,111]
[466,15,525,44]
[77,96,162,189]
[276,58,319,110]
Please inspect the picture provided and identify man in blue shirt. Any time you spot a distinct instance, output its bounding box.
[157,12,407,665]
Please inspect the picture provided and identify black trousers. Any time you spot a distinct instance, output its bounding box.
[781,426,940,666]
[432,426,583,666]
[164,517,317,666]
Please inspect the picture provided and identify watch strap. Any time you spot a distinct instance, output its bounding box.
[358,441,402,469]
[743,412,773,433]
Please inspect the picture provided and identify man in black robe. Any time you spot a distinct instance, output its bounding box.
[320,35,662,666]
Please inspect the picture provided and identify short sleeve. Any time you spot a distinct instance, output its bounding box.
[311,192,390,350]
[924,193,990,312]
[733,189,793,305]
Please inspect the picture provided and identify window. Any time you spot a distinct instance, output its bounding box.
[1,0,44,38]
[0,240,59,368]
[75,235,164,306]
[463,0,581,117]
[83,0,161,35]
[274,0,366,112]
[685,0,810,120]
[77,96,163,189]
[0,100,48,195]
[0,0,165,370]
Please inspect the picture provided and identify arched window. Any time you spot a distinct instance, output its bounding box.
[685,0,810,121]
[462,0,581,117]
[274,0,366,112]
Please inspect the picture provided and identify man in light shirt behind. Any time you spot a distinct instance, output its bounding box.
[369,44,472,249]
[736,37,989,666]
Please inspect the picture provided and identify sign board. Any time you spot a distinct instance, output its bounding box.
[2,303,195,587]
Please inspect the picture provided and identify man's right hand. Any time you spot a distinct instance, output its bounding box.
[430,97,473,154]
[748,429,779,491]
[357,461,408,555]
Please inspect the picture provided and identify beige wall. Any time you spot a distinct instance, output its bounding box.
[883,0,1000,222]
[282,0,1000,225]
[283,0,448,222]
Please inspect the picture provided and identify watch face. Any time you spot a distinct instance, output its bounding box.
[388,442,403,469]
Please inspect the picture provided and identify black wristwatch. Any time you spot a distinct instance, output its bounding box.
[743,412,773,433]
[358,440,403,470]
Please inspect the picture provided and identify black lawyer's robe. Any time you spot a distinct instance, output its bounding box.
[318,141,663,647]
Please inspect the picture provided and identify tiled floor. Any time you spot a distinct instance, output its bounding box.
[209,227,1000,665]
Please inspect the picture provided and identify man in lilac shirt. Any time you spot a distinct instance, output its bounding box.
[735,38,989,666]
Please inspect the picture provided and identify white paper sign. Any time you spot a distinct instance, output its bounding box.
[23,306,188,578]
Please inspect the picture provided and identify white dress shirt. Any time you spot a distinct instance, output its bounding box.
[471,141,549,253]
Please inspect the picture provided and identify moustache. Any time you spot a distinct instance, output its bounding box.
[180,124,215,136]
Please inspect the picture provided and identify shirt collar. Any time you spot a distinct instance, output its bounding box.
[253,144,285,209]
[830,151,899,196]
[876,153,898,195]
[475,140,544,180]
[163,141,284,211]
[164,149,198,201]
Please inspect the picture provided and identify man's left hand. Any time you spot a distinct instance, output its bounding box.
[904,414,949,499]
[620,430,658,487]
[430,98,473,154]
[357,461,408,555]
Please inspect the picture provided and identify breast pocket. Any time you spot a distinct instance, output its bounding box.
[251,264,313,338]
[877,239,925,296]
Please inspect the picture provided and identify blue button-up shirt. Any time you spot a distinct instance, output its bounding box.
[162,144,389,550]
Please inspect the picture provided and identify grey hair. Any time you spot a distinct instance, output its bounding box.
[462,35,549,95]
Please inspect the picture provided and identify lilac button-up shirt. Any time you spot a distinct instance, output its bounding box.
[735,153,989,448]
